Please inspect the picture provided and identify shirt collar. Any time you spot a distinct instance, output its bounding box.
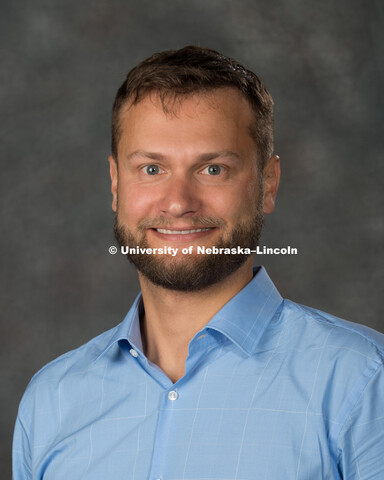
[204,266,283,355]
[96,266,283,361]
[95,294,143,361]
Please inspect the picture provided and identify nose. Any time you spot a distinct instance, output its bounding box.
[158,174,201,217]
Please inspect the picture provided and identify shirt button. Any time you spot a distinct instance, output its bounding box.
[168,390,178,401]
[129,348,138,358]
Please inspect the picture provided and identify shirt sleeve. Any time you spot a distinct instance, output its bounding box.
[12,406,32,480]
[338,361,384,479]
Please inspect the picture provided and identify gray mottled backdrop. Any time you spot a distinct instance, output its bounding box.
[1,0,383,475]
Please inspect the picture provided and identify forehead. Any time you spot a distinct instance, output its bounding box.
[117,88,255,155]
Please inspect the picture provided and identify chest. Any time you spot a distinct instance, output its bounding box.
[34,351,341,479]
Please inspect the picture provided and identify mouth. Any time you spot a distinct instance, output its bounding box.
[155,228,213,234]
[149,226,217,243]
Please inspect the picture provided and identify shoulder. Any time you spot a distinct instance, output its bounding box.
[18,325,120,414]
[280,299,384,362]
[271,299,384,409]
[272,300,384,438]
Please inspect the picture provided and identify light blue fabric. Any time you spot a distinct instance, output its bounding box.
[13,267,384,479]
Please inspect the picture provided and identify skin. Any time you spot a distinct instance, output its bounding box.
[109,88,280,383]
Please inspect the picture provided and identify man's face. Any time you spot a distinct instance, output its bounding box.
[109,88,279,290]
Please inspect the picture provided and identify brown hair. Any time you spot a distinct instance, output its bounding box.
[111,45,274,169]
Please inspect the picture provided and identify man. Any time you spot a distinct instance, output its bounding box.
[13,46,384,479]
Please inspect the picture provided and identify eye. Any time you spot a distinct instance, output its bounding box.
[201,164,222,176]
[143,164,163,175]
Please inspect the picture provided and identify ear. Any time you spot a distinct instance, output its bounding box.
[262,155,281,214]
[108,155,118,212]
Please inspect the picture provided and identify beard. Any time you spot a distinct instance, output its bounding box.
[114,207,264,292]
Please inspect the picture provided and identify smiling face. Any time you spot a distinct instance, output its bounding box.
[109,88,280,291]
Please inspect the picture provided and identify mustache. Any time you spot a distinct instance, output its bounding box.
[137,215,227,231]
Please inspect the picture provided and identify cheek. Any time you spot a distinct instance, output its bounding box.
[117,185,155,221]
[212,183,258,219]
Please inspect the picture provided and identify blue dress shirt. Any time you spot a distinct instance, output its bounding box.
[13,267,384,479]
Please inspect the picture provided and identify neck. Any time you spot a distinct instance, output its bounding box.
[138,258,254,383]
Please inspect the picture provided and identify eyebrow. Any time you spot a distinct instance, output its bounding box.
[125,150,242,163]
